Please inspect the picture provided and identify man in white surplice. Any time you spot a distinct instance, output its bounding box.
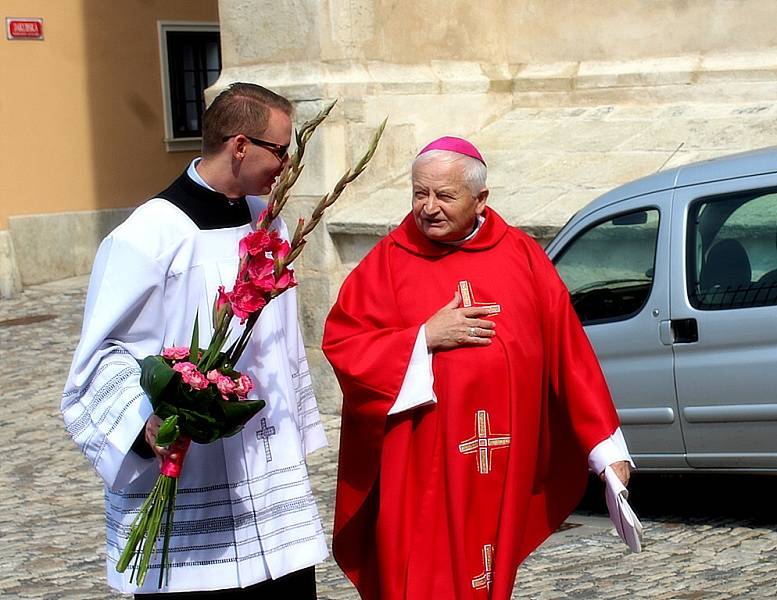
[62,84,328,598]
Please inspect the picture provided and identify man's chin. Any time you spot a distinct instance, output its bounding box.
[251,184,272,197]
[422,226,452,241]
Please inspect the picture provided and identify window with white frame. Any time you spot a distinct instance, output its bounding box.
[158,22,221,151]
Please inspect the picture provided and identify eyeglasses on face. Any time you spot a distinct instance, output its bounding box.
[222,134,289,161]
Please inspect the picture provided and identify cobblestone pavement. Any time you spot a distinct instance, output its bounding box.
[1,278,776,599]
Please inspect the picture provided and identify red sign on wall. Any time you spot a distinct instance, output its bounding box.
[6,18,44,40]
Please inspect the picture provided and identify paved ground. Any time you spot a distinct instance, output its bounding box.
[1,277,777,599]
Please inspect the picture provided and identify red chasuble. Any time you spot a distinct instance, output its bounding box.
[323,208,619,600]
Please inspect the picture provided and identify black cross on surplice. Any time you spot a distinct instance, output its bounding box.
[255,418,277,462]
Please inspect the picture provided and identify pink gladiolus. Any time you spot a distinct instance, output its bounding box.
[216,375,236,400]
[230,281,268,323]
[162,346,190,361]
[216,286,230,311]
[267,230,283,253]
[234,374,253,398]
[246,257,276,292]
[239,229,271,258]
[273,267,297,293]
[274,240,291,260]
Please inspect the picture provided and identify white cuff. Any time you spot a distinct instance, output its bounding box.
[588,427,634,476]
[388,325,437,415]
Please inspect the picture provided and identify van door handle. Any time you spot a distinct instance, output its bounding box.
[659,320,673,345]
[671,318,698,343]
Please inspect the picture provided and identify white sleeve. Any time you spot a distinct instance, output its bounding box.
[587,427,635,476]
[61,234,165,491]
[387,325,438,415]
[282,282,327,456]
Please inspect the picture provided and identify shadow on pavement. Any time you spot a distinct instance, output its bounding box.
[577,472,777,527]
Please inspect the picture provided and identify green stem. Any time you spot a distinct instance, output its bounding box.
[159,479,178,587]
[136,476,169,586]
[159,477,178,588]
[117,475,163,574]
[228,313,258,365]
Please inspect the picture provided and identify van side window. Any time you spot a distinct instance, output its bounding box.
[554,209,659,325]
[689,190,777,310]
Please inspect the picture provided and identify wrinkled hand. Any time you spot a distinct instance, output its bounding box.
[424,291,497,352]
[601,460,631,487]
[144,414,176,466]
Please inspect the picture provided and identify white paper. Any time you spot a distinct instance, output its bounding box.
[604,466,643,552]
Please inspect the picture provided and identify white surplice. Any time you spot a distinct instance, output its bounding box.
[61,192,328,593]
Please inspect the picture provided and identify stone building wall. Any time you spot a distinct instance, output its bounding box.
[210,0,777,400]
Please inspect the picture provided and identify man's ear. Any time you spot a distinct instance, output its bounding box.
[232,135,248,160]
[475,188,489,214]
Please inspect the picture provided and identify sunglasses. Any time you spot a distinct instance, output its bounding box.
[222,134,289,161]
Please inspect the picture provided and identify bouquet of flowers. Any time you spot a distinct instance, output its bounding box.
[115,101,386,588]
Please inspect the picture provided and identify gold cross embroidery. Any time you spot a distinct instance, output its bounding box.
[471,544,494,591]
[458,280,501,315]
[458,410,511,475]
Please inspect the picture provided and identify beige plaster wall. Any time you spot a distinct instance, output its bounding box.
[220,0,777,66]
[0,0,218,230]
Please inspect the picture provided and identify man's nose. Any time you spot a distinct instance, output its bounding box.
[424,193,440,213]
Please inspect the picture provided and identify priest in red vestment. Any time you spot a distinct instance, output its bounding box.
[322,136,634,600]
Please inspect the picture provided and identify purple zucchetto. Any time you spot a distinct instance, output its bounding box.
[417,135,486,166]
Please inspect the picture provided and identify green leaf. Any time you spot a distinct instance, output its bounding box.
[219,398,266,434]
[155,415,180,447]
[139,356,176,405]
[189,309,200,363]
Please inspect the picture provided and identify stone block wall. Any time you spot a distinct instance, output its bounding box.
[2,208,134,296]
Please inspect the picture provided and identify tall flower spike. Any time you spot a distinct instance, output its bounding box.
[257,100,338,231]
[278,118,388,279]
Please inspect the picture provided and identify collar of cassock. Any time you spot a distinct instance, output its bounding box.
[390,206,509,257]
[157,170,252,230]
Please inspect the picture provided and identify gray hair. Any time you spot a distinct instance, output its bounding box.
[411,149,488,195]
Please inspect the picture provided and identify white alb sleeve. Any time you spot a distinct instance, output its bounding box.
[587,427,635,476]
[387,325,437,415]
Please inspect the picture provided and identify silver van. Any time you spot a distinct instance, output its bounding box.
[546,147,777,473]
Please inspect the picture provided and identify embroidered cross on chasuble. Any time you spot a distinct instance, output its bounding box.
[458,280,501,315]
[471,544,495,591]
[458,410,511,475]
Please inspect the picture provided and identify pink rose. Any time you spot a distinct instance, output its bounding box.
[230,281,268,323]
[162,346,190,361]
[234,374,253,398]
[239,229,271,258]
[172,361,197,374]
[173,362,208,390]
[216,375,236,400]
[206,369,220,383]
[186,370,209,391]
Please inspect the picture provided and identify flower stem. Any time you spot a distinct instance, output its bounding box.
[159,477,179,588]
[117,441,189,588]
